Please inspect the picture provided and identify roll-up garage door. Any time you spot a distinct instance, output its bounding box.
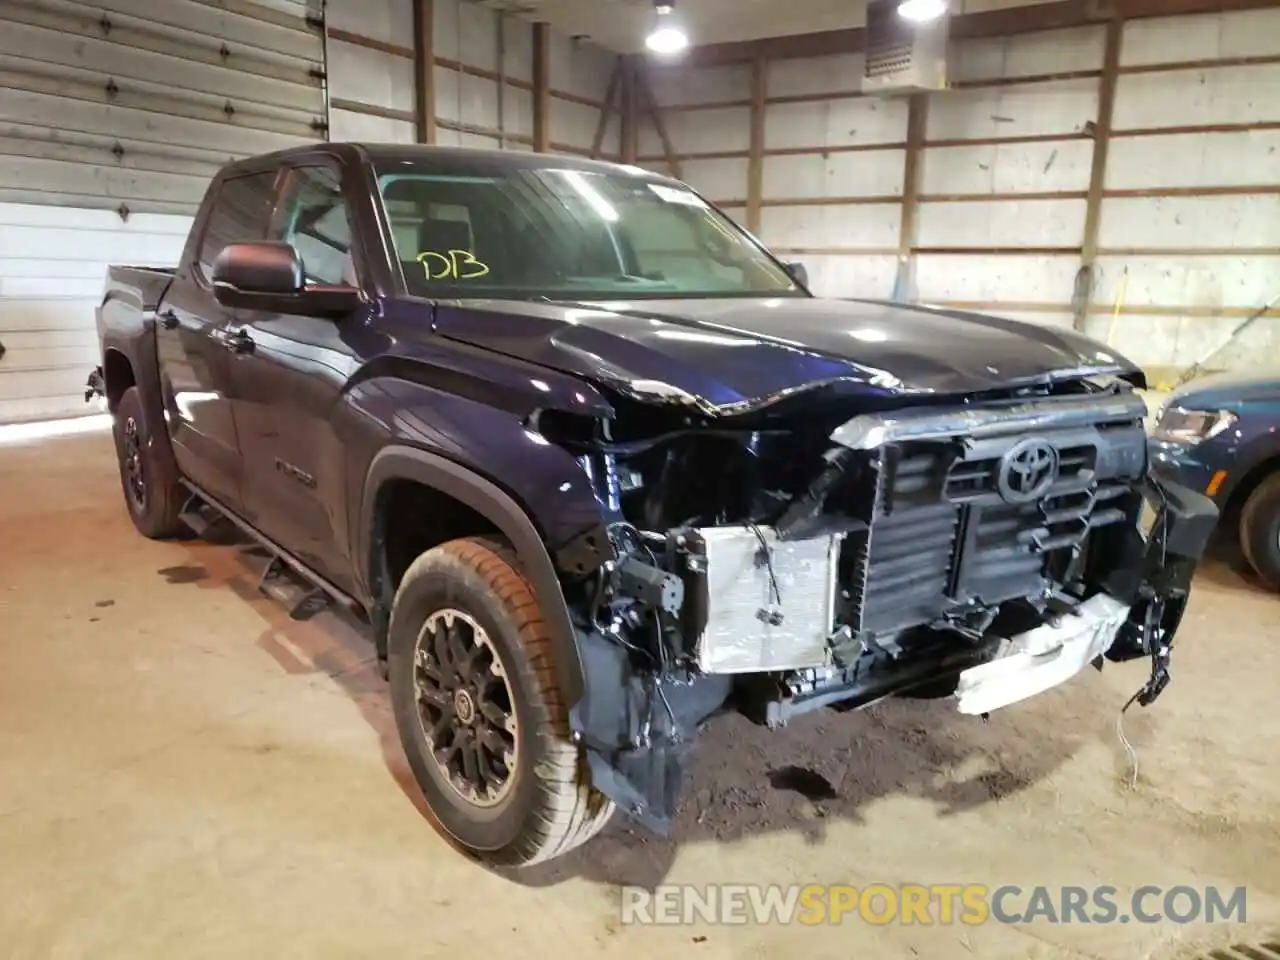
[0,0,328,423]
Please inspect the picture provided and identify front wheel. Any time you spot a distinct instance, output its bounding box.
[387,536,614,866]
[1239,472,1280,591]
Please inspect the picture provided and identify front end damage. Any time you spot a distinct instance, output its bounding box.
[543,381,1217,831]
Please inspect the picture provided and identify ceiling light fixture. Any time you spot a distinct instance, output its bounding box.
[645,3,689,56]
[897,0,948,22]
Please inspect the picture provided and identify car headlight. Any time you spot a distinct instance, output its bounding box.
[1152,406,1238,445]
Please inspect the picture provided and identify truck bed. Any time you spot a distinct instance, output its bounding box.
[96,265,176,344]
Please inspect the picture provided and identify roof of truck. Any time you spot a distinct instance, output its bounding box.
[220,141,680,183]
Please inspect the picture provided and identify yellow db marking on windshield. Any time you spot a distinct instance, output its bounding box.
[416,250,491,280]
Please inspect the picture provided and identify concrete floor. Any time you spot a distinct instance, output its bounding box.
[1,431,1278,960]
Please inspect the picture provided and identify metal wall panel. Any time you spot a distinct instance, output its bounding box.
[0,0,325,422]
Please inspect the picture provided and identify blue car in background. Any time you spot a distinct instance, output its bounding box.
[1150,371,1280,590]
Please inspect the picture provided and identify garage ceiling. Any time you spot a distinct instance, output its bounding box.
[494,0,1064,52]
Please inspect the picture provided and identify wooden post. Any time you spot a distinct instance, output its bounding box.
[1074,14,1124,330]
[412,0,436,143]
[893,93,928,302]
[637,63,680,179]
[590,60,621,158]
[620,56,639,164]
[746,52,766,233]
[532,22,551,152]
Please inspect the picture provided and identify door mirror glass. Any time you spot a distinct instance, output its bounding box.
[783,261,809,289]
[210,241,360,317]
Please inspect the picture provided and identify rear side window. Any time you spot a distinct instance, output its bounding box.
[197,171,279,278]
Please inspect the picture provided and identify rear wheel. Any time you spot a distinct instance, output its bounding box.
[1239,472,1280,591]
[387,536,614,866]
[112,386,186,539]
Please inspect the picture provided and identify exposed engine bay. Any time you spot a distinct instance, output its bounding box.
[545,377,1218,829]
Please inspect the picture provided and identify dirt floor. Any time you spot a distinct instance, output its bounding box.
[1,430,1278,959]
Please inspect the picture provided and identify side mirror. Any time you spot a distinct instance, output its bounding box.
[211,241,361,318]
[783,261,809,289]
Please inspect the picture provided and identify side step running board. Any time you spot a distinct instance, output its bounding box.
[258,555,331,621]
[177,481,363,622]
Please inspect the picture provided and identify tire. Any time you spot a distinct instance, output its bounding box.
[1239,472,1280,591]
[112,386,187,539]
[387,536,614,866]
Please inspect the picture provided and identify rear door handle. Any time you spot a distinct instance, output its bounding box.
[222,328,256,354]
[159,309,179,330]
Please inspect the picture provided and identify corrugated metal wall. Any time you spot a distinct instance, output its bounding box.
[325,0,618,155]
[640,7,1280,381]
[0,0,327,423]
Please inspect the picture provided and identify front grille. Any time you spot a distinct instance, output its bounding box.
[846,422,1142,636]
[944,442,1098,500]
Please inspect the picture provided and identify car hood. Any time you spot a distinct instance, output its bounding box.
[1170,369,1280,410]
[429,296,1143,414]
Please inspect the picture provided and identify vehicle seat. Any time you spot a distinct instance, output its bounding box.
[418,219,473,257]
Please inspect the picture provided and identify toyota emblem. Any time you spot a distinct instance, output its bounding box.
[997,437,1059,503]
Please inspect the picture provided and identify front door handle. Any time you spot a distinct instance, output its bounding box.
[159,309,179,330]
[223,328,256,354]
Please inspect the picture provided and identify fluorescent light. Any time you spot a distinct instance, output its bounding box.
[646,5,688,55]
[897,0,948,21]
[646,26,688,54]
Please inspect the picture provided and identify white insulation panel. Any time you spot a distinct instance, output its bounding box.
[949,26,1106,82]
[800,254,900,300]
[760,203,901,251]
[921,139,1093,195]
[913,253,1080,304]
[765,150,906,201]
[1112,63,1280,131]
[926,79,1098,141]
[917,199,1086,248]
[765,97,909,151]
[1098,195,1280,250]
[1120,8,1280,66]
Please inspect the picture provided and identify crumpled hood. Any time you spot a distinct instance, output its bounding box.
[431,296,1143,413]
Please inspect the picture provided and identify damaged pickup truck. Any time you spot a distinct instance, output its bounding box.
[89,144,1217,866]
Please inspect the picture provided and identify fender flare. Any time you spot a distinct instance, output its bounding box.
[101,326,181,479]
[359,445,585,706]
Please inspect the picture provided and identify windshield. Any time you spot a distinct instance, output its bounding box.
[372,158,804,301]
